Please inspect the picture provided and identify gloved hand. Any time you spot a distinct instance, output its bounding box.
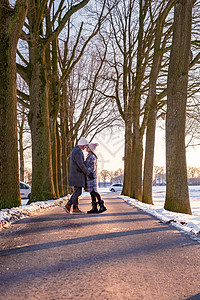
[88,172,94,179]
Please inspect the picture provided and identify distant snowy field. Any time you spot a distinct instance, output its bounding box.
[0,186,200,242]
[152,185,200,216]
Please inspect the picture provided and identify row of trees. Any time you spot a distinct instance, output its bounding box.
[0,0,200,215]
[99,166,200,187]
[99,168,124,185]
[153,166,200,186]
[0,0,120,209]
[100,0,200,214]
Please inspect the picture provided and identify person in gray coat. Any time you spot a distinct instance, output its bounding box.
[64,137,94,214]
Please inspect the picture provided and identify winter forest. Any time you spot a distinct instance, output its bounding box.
[0,0,200,215]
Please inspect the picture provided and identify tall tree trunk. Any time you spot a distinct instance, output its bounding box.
[165,0,192,214]
[143,106,157,204]
[129,0,146,201]
[131,82,143,201]
[50,38,60,198]
[28,42,55,202]
[50,117,59,197]
[131,134,143,201]
[61,125,68,195]
[142,2,171,204]
[26,0,90,202]
[122,122,132,196]
[19,127,25,182]
[47,23,60,198]
[66,135,74,194]
[56,122,64,197]
[0,0,27,209]
[60,86,68,195]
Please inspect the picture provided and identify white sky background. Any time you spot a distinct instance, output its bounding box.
[93,128,125,172]
[23,124,200,173]
[155,126,200,169]
[187,146,200,168]
[92,125,200,172]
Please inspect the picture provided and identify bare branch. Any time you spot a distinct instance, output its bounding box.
[45,0,90,45]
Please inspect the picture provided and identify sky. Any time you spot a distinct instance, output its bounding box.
[154,126,200,169]
[23,122,200,174]
[92,125,200,172]
[94,129,124,172]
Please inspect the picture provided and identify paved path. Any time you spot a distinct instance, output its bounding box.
[0,193,199,300]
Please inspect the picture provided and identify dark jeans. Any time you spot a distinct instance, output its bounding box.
[90,190,102,204]
[68,186,82,208]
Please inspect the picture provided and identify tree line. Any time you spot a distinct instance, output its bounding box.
[99,168,124,185]
[99,166,200,187]
[0,0,200,215]
[153,166,200,186]
[0,0,119,208]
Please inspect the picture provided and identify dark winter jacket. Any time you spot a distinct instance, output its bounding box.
[85,153,98,192]
[69,146,90,187]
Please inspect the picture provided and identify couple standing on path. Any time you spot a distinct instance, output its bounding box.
[64,137,107,214]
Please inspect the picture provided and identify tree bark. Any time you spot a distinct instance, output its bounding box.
[60,85,69,195]
[142,106,157,204]
[28,40,56,202]
[26,0,90,201]
[19,125,25,182]
[122,122,132,196]
[165,0,192,214]
[129,0,147,202]
[131,134,143,201]
[0,0,28,209]
[56,122,64,197]
[50,38,60,198]
[142,1,174,204]
[46,13,60,198]
[50,116,59,198]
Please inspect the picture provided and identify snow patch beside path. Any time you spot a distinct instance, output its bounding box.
[119,195,200,242]
[0,196,69,230]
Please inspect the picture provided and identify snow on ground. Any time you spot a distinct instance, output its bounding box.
[119,186,200,242]
[0,186,200,243]
[0,196,69,230]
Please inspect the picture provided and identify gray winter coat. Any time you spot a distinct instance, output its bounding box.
[69,146,90,187]
[85,153,98,192]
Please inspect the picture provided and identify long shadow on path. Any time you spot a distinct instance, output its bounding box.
[0,225,173,257]
[185,294,200,300]
[0,229,194,285]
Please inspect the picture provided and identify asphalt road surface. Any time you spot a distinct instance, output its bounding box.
[0,193,199,300]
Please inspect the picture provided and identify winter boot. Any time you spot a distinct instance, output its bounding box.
[64,203,71,214]
[98,200,107,213]
[87,202,98,214]
[72,206,84,214]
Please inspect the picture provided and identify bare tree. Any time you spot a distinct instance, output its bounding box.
[142,1,174,204]
[153,166,166,185]
[165,0,193,214]
[187,166,200,178]
[0,0,28,209]
[100,169,110,186]
[58,21,114,193]
[16,0,90,202]
[113,168,124,183]
[102,0,175,202]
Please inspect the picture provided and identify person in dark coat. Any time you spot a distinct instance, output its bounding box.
[85,143,107,214]
[64,137,94,214]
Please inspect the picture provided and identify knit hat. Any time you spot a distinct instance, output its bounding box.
[88,143,99,152]
[78,137,88,146]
